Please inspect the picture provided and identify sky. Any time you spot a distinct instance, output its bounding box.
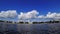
[0,0,60,22]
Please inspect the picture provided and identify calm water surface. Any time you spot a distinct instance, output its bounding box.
[0,23,60,34]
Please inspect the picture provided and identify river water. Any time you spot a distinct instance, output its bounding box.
[0,23,60,34]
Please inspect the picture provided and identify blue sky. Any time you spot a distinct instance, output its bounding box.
[0,0,60,22]
[0,0,60,14]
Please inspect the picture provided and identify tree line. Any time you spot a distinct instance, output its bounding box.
[0,20,60,24]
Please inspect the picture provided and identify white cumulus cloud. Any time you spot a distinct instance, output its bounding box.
[18,10,60,22]
[18,10,39,19]
[0,10,17,18]
[0,10,60,22]
[46,12,60,18]
[38,12,60,19]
